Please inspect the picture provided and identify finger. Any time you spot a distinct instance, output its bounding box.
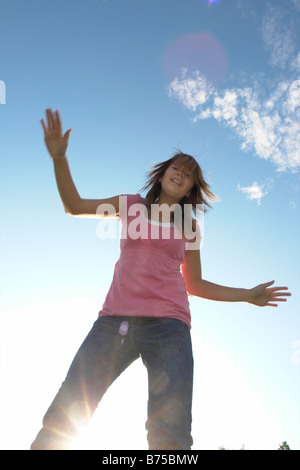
[55,110,62,134]
[269,288,291,293]
[270,297,287,302]
[63,128,72,146]
[272,293,291,297]
[269,291,291,297]
[47,108,54,130]
[267,303,278,307]
[269,286,289,291]
[64,129,72,138]
[267,287,290,294]
[263,280,275,288]
[41,118,47,133]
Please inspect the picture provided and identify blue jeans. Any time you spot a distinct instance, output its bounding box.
[30,316,194,450]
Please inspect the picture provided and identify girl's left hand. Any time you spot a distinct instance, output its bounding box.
[248,281,291,307]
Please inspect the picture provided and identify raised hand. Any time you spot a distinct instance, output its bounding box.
[248,280,291,307]
[41,109,72,160]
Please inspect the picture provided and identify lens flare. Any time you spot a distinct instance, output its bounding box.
[162,32,228,86]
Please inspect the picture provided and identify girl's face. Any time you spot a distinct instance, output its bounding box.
[159,160,194,203]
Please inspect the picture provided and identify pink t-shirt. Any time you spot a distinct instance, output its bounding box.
[99,194,197,328]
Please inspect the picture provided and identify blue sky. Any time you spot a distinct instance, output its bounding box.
[0,0,299,450]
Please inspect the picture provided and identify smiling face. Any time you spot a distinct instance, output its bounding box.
[159,159,195,204]
[142,151,216,216]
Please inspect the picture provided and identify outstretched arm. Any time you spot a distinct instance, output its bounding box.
[41,109,119,217]
[182,249,291,307]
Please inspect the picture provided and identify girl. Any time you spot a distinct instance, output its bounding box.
[31,109,290,450]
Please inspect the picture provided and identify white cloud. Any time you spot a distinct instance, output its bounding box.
[261,6,296,69]
[168,70,300,172]
[213,90,239,124]
[200,79,299,172]
[291,52,300,72]
[168,68,214,111]
[287,79,300,112]
[237,181,273,205]
[167,3,300,177]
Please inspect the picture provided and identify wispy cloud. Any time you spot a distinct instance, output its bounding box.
[262,5,296,69]
[237,180,274,205]
[167,4,300,177]
[168,72,300,172]
[168,68,214,111]
[291,0,300,13]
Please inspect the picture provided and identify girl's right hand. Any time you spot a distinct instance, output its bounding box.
[41,109,72,160]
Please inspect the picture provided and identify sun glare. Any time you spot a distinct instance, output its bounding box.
[71,360,148,450]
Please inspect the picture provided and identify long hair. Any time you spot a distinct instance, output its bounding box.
[141,151,218,238]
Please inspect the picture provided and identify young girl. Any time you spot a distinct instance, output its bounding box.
[31,109,290,450]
